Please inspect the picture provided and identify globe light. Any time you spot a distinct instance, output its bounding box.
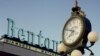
[71,49,82,56]
[88,31,98,42]
[57,42,67,53]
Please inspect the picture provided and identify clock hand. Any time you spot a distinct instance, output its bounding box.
[66,28,74,32]
[67,30,74,39]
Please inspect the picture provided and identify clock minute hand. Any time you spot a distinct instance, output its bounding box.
[66,29,74,32]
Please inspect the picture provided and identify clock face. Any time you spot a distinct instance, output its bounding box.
[62,17,84,46]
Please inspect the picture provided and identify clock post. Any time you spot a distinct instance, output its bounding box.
[58,0,98,56]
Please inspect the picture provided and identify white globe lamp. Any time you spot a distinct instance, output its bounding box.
[88,31,98,42]
[57,42,67,53]
[71,50,82,56]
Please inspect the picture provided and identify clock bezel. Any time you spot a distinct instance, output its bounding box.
[62,16,85,47]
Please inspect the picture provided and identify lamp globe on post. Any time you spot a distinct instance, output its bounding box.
[71,50,82,56]
[88,31,98,43]
[57,42,67,53]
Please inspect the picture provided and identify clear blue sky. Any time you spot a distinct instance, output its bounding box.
[0,0,100,56]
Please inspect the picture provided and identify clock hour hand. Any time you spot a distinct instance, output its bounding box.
[67,30,74,39]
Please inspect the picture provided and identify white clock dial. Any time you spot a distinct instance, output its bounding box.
[63,17,84,45]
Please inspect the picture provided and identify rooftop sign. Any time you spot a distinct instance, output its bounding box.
[6,18,60,54]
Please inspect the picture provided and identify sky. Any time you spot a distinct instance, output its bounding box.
[0,0,100,56]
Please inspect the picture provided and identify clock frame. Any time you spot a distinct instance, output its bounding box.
[62,15,85,47]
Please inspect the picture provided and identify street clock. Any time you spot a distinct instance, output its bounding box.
[62,16,85,46]
[62,0,91,47]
